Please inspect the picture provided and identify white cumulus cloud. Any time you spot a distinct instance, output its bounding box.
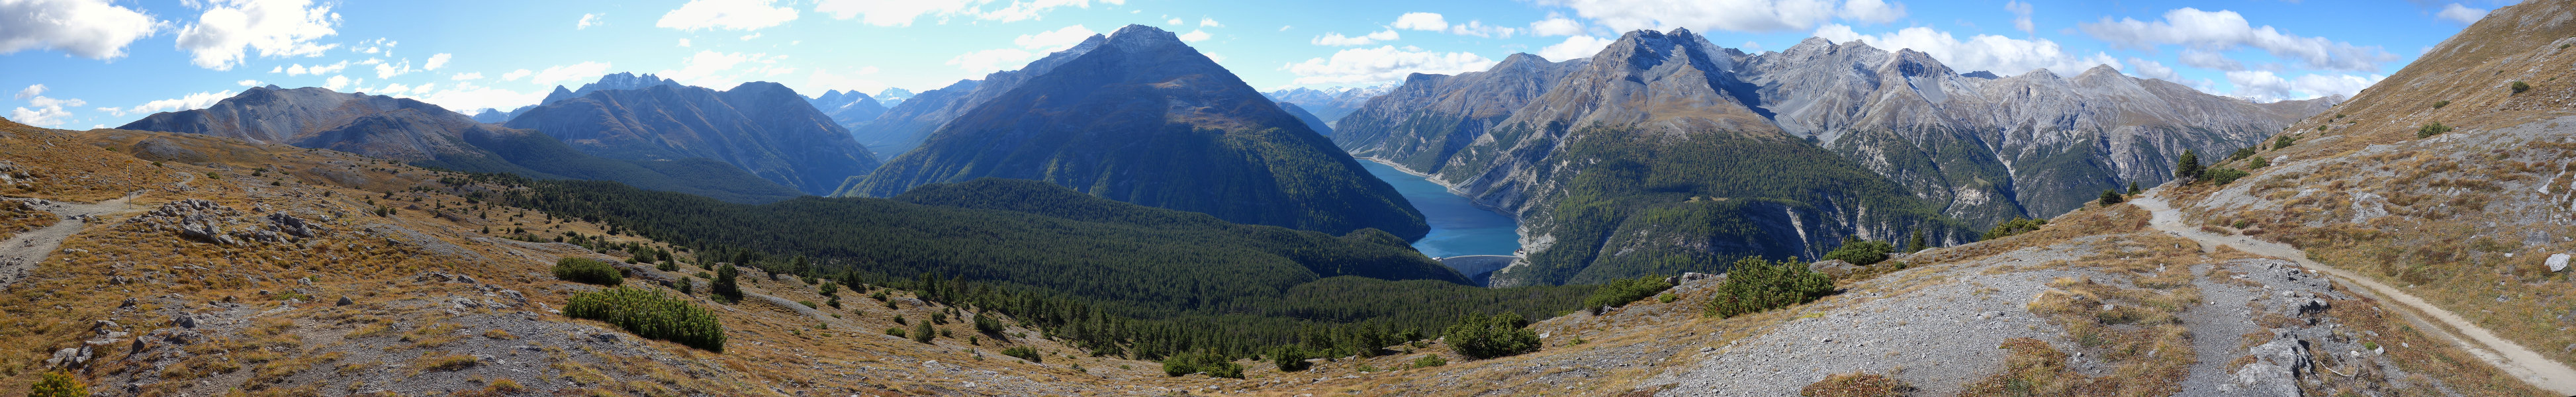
[322,75,349,90]
[424,53,451,70]
[2004,1,2033,34]
[1312,30,1398,46]
[1539,35,1614,61]
[0,0,162,60]
[1816,24,2119,76]
[577,13,604,29]
[1285,45,1496,85]
[1393,13,1448,30]
[450,72,483,80]
[529,62,612,86]
[14,84,41,100]
[814,0,1124,27]
[2078,7,2395,72]
[373,58,412,78]
[2176,48,2242,71]
[174,0,343,71]
[99,90,232,117]
[2436,3,2488,24]
[657,0,799,31]
[2125,58,2179,81]
[1839,0,1905,24]
[2225,70,2381,101]
[1013,24,1097,51]
[414,81,543,113]
[236,79,262,86]
[1530,16,1586,36]
[1178,29,1211,42]
[500,69,532,81]
[946,48,1035,74]
[1199,17,1221,27]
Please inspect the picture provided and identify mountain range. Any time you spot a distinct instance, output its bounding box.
[805,89,888,133]
[1264,85,1393,127]
[841,24,1429,240]
[115,85,804,202]
[1333,28,2324,286]
[843,37,1111,158]
[502,81,882,196]
[471,72,686,124]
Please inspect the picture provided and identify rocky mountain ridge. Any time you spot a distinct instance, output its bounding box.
[841,24,1429,240]
[502,81,881,196]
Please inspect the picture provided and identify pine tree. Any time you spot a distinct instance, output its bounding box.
[712,265,743,302]
[2174,150,2204,181]
[2098,189,2125,206]
[1908,230,1927,253]
[2127,181,2140,195]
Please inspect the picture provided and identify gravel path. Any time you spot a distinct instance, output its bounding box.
[2137,194,2576,394]
[1649,243,2099,396]
[0,193,139,288]
[2176,261,2260,394]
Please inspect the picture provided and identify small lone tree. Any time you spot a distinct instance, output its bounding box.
[712,265,743,302]
[2126,181,2141,195]
[1908,230,1928,253]
[2174,150,2204,181]
[2512,81,2531,94]
[911,320,936,343]
[2418,122,2453,138]
[2099,189,2125,206]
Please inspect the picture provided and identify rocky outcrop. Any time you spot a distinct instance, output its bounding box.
[124,199,332,245]
[504,81,880,196]
[843,24,1429,240]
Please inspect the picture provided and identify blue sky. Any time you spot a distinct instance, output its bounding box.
[1,0,2516,129]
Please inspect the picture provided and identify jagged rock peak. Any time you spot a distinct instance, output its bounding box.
[1104,24,1186,50]
[1885,49,1952,77]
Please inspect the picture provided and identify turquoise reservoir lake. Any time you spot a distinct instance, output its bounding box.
[1360,161,1522,258]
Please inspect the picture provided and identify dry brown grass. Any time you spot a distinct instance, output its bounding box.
[1908,204,2151,268]
[1800,372,1913,396]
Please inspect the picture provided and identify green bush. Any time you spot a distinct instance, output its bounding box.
[2248,156,2270,169]
[2273,135,2297,150]
[972,313,1006,334]
[563,287,725,352]
[2512,81,2531,94]
[1444,312,1541,359]
[885,328,905,337]
[2097,190,2125,206]
[552,258,623,286]
[2433,100,2450,109]
[1001,346,1042,363]
[2205,167,2250,185]
[1981,217,2048,240]
[1160,351,1244,378]
[2227,147,2256,161]
[2173,150,2203,181]
[911,321,935,343]
[712,265,742,302]
[1584,275,1676,313]
[2418,122,2453,138]
[1821,240,1895,266]
[1270,347,1312,371]
[1702,257,1835,319]
[30,371,87,397]
[1411,355,1448,369]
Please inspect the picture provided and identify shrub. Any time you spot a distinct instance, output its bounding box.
[2206,167,2250,185]
[2273,135,2297,150]
[1702,257,1835,319]
[885,328,905,337]
[1411,355,1448,369]
[655,261,678,272]
[2433,100,2450,109]
[1444,312,1541,359]
[552,258,622,286]
[911,321,935,343]
[2097,190,2124,206]
[2125,181,2141,195]
[2512,81,2531,94]
[972,313,1006,335]
[1982,217,2048,240]
[2248,156,2270,169]
[1160,351,1244,378]
[1800,372,1915,397]
[2227,147,2256,161]
[1584,275,1677,313]
[2418,122,2453,138]
[1821,240,1895,265]
[563,287,725,352]
[1001,346,1042,363]
[712,265,742,302]
[1270,347,1312,371]
[30,371,87,397]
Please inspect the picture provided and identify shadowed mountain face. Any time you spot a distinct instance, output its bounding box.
[116,86,803,203]
[503,82,881,196]
[1334,28,2324,286]
[847,36,1109,159]
[1279,102,1334,136]
[842,24,1429,241]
